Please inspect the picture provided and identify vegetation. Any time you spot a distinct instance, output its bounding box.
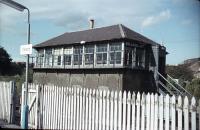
[166,64,200,100]
[185,78,200,100]
[166,64,193,82]
[0,46,12,75]
[0,46,33,95]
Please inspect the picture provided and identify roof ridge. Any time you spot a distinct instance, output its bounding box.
[118,24,126,38]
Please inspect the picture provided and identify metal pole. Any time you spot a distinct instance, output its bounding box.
[22,8,30,129]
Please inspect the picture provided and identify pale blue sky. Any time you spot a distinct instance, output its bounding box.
[0,0,199,65]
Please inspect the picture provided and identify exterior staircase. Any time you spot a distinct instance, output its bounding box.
[157,71,193,98]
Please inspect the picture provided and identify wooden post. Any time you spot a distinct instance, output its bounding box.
[106,91,110,130]
[136,92,141,130]
[183,96,189,130]
[191,97,196,130]
[171,95,176,130]
[177,96,182,130]
[165,94,170,130]
[131,92,136,130]
[150,93,155,130]
[9,81,16,124]
[122,91,127,130]
[126,91,131,130]
[146,93,151,130]
[154,93,158,130]
[159,94,163,130]
[141,93,146,130]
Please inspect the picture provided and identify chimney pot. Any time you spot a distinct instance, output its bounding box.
[89,19,94,29]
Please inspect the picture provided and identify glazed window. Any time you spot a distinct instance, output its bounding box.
[84,45,94,65]
[45,49,52,66]
[64,48,72,65]
[73,46,83,65]
[96,44,107,64]
[136,48,145,67]
[109,43,122,64]
[54,48,62,66]
[36,49,44,66]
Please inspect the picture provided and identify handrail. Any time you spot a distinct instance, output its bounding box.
[158,81,174,95]
[167,74,192,97]
[156,71,183,96]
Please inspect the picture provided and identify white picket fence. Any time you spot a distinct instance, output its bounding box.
[0,81,15,123]
[22,84,200,130]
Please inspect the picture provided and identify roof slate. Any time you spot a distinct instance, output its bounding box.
[34,24,158,48]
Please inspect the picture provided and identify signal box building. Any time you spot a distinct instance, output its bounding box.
[33,24,167,93]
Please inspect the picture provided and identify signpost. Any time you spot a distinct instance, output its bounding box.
[20,44,32,55]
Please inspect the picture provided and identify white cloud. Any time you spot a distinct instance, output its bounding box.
[0,0,165,33]
[141,9,171,28]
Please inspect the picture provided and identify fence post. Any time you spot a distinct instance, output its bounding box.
[183,96,189,130]
[102,90,106,130]
[20,83,25,127]
[154,93,158,130]
[159,94,163,130]
[141,93,146,130]
[114,91,118,130]
[177,96,182,130]
[146,93,151,130]
[118,91,122,130]
[95,90,99,130]
[122,91,127,130]
[35,84,41,129]
[165,94,170,130]
[126,91,131,130]
[191,97,196,130]
[131,92,136,130]
[9,81,16,124]
[136,92,141,130]
[150,93,155,130]
[106,91,110,130]
[171,95,176,130]
[110,91,114,130]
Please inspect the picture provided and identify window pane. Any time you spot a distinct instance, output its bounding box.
[96,44,107,64]
[109,52,121,64]
[84,45,94,65]
[85,54,94,65]
[64,55,71,65]
[37,50,44,66]
[85,46,94,53]
[96,44,107,52]
[64,48,72,54]
[110,43,122,51]
[73,46,83,65]
[45,49,52,66]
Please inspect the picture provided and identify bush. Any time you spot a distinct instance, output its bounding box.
[185,78,200,100]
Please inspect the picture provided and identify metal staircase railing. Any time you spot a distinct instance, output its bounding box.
[157,71,192,98]
[167,74,193,98]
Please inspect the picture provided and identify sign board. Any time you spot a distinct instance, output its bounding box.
[20,44,32,55]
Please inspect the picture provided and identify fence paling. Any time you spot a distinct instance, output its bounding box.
[165,94,170,130]
[20,83,200,130]
[0,81,16,124]
[178,96,182,130]
[171,95,176,130]
[141,93,145,130]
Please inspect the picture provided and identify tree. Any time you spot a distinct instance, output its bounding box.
[0,46,12,75]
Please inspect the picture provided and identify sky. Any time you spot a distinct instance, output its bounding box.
[0,0,199,65]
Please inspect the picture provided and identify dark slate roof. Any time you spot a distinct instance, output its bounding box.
[34,24,158,48]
